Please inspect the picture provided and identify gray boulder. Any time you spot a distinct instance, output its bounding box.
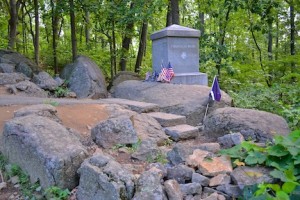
[60,63,74,80]
[216,184,242,198]
[112,80,232,126]
[8,80,48,97]
[164,179,183,200]
[231,166,275,189]
[77,154,135,200]
[0,50,40,74]
[14,104,60,123]
[91,116,138,149]
[180,183,202,196]
[192,172,210,186]
[1,115,88,189]
[218,132,244,148]
[0,63,15,73]
[204,107,290,142]
[132,113,169,146]
[167,164,194,184]
[32,71,58,91]
[0,73,27,85]
[15,62,33,78]
[132,168,167,200]
[131,140,161,162]
[66,56,107,99]
[108,71,142,93]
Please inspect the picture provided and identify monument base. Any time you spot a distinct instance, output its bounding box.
[170,72,208,85]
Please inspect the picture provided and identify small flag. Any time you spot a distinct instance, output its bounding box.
[210,76,221,101]
[165,62,175,82]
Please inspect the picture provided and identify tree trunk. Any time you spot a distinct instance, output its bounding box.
[290,4,295,77]
[112,19,117,76]
[171,0,179,25]
[267,21,273,61]
[135,21,148,73]
[69,0,77,61]
[166,2,172,26]
[275,15,279,61]
[34,0,39,65]
[8,0,19,50]
[85,10,90,47]
[119,2,134,71]
[51,0,59,74]
[199,12,205,36]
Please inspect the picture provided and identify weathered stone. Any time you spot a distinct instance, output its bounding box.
[146,163,168,178]
[231,166,275,189]
[131,140,161,162]
[167,164,194,184]
[204,107,290,142]
[202,187,229,200]
[164,124,199,141]
[112,80,232,126]
[1,115,88,189]
[209,174,231,187]
[132,169,167,200]
[167,143,220,165]
[66,56,107,99]
[218,132,244,148]
[53,76,64,87]
[0,73,27,85]
[216,184,242,198]
[202,192,226,200]
[132,113,169,146]
[0,63,15,73]
[146,112,186,127]
[0,182,7,191]
[32,71,58,91]
[108,71,142,93]
[192,172,210,186]
[102,98,160,113]
[164,179,183,200]
[60,63,74,80]
[180,183,202,196]
[15,62,33,78]
[186,149,212,168]
[77,154,135,200]
[198,156,233,177]
[14,80,48,97]
[91,116,138,149]
[14,104,60,123]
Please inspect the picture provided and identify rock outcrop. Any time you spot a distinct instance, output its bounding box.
[1,115,88,189]
[204,107,290,142]
[64,56,108,99]
[112,80,232,126]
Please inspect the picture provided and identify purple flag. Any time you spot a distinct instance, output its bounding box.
[210,76,221,101]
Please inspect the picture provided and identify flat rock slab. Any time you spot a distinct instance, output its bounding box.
[101,98,159,113]
[164,124,199,141]
[146,112,186,127]
[1,115,88,189]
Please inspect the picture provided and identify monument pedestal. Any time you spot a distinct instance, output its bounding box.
[170,72,208,85]
[151,24,208,86]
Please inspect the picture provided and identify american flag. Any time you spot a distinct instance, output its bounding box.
[157,67,167,82]
[164,62,175,82]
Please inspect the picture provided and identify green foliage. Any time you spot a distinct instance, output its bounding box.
[220,130,300,199]
[113,139,142,153]
[44,186,70,200]
[146,152,168,164]
[43,99,60,107]
[54,85,69,98]
[228,82,300,130]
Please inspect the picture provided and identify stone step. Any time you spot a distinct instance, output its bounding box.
[146,112,186,127]
[164,124,199,142]
[101,98,159,113]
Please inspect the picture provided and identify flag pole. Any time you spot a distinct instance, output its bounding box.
[203,101,209,123]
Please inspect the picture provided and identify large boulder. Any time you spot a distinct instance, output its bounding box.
[7,80,48,97]
[204,107,290,142]
[1,115,88,189]
[77,154,135,200]
[108,71,142,93]
[15,62,33,78]
[0,50,40,75]
[65,56,107,99]
[112,80,232,126]
[0,63,15,73]
[32,71,59,91]
[91,116,139,149]
[0,73,27,85]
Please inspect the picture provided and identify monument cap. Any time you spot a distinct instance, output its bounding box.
[150,24,200,40]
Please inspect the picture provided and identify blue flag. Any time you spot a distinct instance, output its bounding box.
[210,76,221,101]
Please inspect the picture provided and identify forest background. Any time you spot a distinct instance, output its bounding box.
[1,0,299,130]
